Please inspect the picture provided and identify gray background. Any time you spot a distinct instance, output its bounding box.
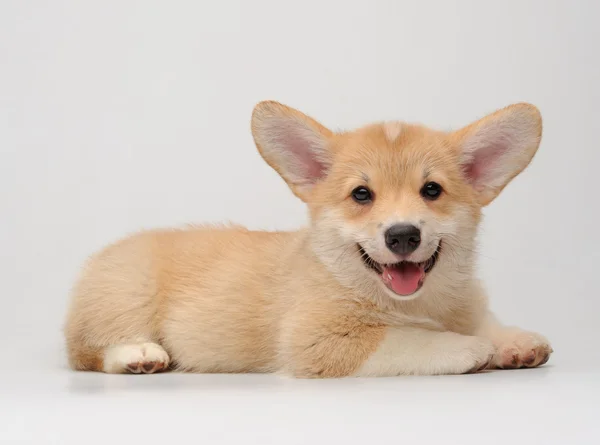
[1,1,599,443]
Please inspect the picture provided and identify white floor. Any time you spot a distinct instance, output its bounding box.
[1,355,598,445]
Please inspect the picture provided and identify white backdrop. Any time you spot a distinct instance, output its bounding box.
[1,0,599,377]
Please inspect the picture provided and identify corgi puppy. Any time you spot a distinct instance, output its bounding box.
[64,101,552,377]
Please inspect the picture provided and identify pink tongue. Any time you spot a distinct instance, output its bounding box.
[382,263,424,296]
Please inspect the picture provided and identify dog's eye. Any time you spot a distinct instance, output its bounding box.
[421,182,443,200]
[351,186,373,203]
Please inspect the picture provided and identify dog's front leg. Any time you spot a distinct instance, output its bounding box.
[354,327,496,376]
[476,312,553,369]
[280,312,495,377]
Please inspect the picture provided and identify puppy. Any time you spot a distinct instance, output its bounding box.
[64,101,552,377]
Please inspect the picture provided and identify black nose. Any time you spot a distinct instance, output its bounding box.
[384,224,421,255]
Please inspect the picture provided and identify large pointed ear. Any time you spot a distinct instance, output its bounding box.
[451,103,543,206]
[251,101,334,201]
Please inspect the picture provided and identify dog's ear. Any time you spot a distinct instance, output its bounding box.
[251,101,334,201]
[451,103,542,206]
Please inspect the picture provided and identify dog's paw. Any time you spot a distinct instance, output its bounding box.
[491,330,552,369]
[457,336,496,374]
[429,336,495,375]
[103,343,170,374]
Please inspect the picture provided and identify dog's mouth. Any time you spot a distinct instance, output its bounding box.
[358,242,441,297]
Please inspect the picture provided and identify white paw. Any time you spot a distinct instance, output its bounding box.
[491,330,553,369]
[448,336,496,374]
[103,342,170,374]
[425,336,495,375]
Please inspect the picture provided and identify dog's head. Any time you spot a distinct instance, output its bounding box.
[251,102,542,302]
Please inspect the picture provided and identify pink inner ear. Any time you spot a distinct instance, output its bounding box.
[463,139,508,189]
[278,125,327,185]
[292,137,326,182]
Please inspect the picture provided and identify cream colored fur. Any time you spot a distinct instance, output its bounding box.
[64,101,552,377]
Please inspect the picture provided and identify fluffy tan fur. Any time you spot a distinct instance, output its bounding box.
[64,101,552,377]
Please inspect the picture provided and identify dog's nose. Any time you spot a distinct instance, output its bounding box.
[384,224,421,255]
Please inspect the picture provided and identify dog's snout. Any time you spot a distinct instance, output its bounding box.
[384,224,421,255]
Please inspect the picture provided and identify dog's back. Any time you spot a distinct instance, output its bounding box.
[64,226,297,373]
